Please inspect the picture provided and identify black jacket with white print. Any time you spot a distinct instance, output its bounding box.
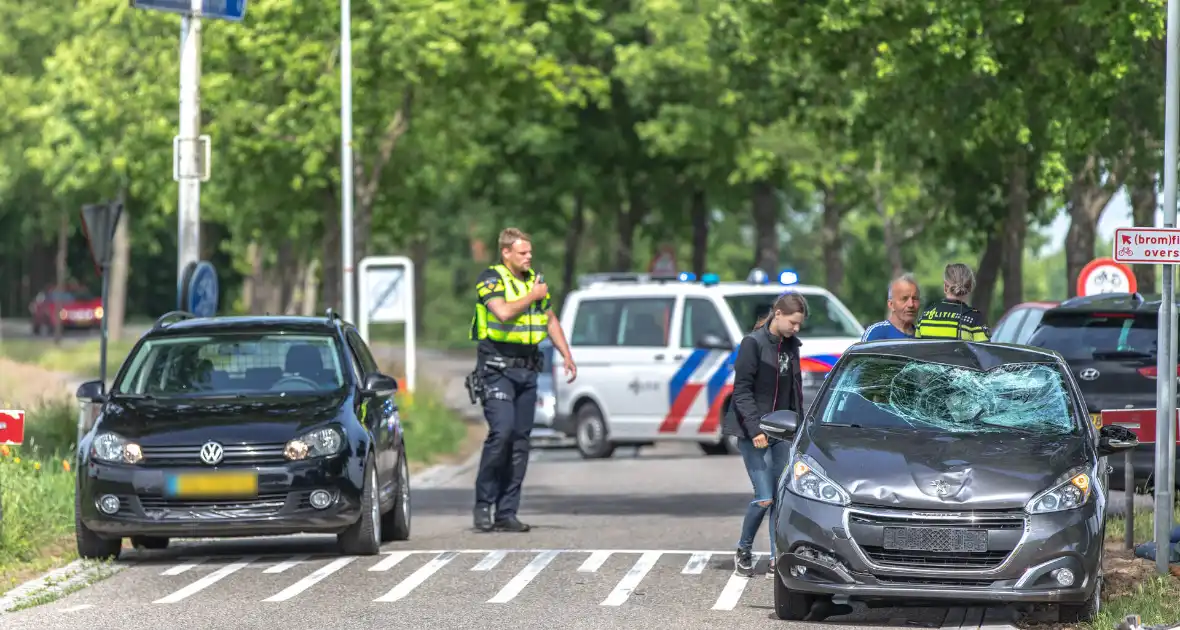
[721,318,803,440]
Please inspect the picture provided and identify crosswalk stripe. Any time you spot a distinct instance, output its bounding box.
[154,556,259,604]
[263,557,356,602]
[682,552,711,574]
[472,550,508,571]
[264,554,310,574]
[711,574,750,611]
[369,550,413,572]
[374,552,460,602]
[161,557,207,576]
[578,551,612,573]
[601,551,661,606]
[487,550,560,604]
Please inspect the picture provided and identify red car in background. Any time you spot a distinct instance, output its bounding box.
[990,300,1060,344]
[28,285,103,335]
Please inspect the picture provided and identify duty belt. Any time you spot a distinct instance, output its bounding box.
[482,353,541,371]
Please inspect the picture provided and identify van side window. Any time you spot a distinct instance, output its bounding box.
[617,298,674,347]
[571,299,622,346]
[680,298,728,348]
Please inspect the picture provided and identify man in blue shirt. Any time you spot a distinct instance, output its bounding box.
[862,273,921,341]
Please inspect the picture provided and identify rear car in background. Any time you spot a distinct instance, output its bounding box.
[551,269,864,459]
[990,301,1058,345]
[28,285,103,334]
[759,339,1137,623]
[1024,292,1178,490]
[530,339,572,447]
[73,310,411,559]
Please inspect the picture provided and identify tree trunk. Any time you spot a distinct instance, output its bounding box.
[562,193,585,299]
[1001,156,1029,310]
[751,181,779,272]
[321,186,342,311]
[690,189,709,277]
[1131,172,1159,294]
[615,184,645,271]
[409,234,429,336]
[301,259,320,316]
[973,234,1003,317]
[1065,155,1121,297]
[107,193,131,341]
[874,154,904,278]
[820,183,845,294]
[53,209,67,345]
[242,241,261,313]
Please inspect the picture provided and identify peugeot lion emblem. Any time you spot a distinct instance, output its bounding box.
[200,441,224,465]
[1079,368,1100,381]
[930,480,951,497]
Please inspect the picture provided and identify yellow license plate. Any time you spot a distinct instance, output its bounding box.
[165,471,258,498]
[1091,413,1103,428]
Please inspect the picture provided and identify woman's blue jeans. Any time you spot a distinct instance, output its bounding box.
[736,437,792,555]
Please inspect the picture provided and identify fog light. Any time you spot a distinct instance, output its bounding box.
[1052,568,1075,587]
[97,494,120,515]
[790,565,807,577]
[309,490,334,509]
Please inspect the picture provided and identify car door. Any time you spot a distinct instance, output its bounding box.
[674,296,737,436]
[346,329,397,498]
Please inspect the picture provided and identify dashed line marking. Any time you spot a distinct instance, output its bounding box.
[154,556,258,604]
[263,556,356,602]
[487,550,560,604]
[472,550,508,571]
[682,552,711,574]
[375,552,460,603]
[578,551,612,573]
[602,551,661,606]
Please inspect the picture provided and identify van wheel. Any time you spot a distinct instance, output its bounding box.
[575,402,615,459]
[700,436,739,456]
[773,562,815,620]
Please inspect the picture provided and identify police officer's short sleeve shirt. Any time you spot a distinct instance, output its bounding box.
[476,269,506,305]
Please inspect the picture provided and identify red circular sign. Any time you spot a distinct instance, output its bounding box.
[1076,257,1138,297]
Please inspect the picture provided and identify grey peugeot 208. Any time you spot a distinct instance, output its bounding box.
[759,339,1139,624]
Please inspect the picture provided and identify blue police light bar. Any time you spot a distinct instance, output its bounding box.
[779,269,799,285]
[701,273,720,286]
[678,272,697,282]
[746,268,770,284]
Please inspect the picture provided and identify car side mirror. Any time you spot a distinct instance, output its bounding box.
[1097,424,1139,457]
[759,409,799,439]
[696,333,734,351]
[362,373,398,397]
[76,379,107,403]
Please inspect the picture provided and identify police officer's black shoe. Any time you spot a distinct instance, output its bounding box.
[493,516,531,532]
[473,505,494,532]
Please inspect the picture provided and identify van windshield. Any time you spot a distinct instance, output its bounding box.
[725,293,862,337]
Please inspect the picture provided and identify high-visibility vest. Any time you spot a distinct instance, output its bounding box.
[470,264,550,345]
[914,298,990,342]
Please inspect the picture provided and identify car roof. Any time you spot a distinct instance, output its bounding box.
[569,282,834,298]
[846,339,1062,371]
[1047,292,1158,313]
[145,313,346,337]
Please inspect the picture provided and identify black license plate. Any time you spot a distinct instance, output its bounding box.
[883,527,987,553]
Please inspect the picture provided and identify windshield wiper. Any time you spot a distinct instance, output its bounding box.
[109,392,153,400]
[1092,350,1154,359]
[822,422,862,428]
[962,409,1040,435]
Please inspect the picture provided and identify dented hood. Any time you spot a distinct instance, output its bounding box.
[799,424,1090,511]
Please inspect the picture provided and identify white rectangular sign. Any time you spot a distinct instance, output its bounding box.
[1115,227,1180,264]
[364,267,408,323]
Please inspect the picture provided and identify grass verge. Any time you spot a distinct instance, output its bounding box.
[0,337,136,380]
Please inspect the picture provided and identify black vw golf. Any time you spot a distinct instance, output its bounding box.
[759,339,1139,624]
[73,311,411,559]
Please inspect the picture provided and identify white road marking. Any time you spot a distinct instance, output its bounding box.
[62,604,93,612]
[601,551,661,606]
[711,573,750,611]
[154,556,259,604]
[472,550,508,571]
[578,551,612,573]
[263,554,311,574]
[369,550,413,572]
[487,550,560,604]
[161,557,208,576]
[682,552,711,574]
[374,551,460,602]
[262,556,356,602]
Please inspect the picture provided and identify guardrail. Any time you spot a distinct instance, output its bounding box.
[1100,409,1179,550]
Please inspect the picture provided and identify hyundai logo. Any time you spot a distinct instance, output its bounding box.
[200,441,224,465]
[1079,368,1100,381]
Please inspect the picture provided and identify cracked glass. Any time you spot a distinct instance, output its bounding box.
[818,355,1078,435]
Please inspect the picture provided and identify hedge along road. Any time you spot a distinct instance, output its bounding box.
[4,335,1017,629]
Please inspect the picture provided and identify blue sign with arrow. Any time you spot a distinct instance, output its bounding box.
[131,0,247,21]
[185,261,220,317]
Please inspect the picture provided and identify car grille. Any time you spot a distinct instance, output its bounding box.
[848,509,1026,571]
[137,493,290,518]
[140,442,288,466]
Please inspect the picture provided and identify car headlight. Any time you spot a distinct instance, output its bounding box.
[285,427,345,460]
[90,432,143,464]
[1026,468,1093,514]
[787,453,850,506]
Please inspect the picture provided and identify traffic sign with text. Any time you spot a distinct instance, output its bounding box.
[131,0,247,20]
[1114,227,1180,265]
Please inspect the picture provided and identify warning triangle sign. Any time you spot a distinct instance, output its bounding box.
[79,202,123,273]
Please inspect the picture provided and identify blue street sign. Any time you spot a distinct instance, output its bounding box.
[185,261,220,317]
[131,0,247,21]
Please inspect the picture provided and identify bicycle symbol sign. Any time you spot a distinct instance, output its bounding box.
[1077,258,1137,297]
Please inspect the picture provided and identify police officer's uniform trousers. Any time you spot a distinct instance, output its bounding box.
[470,264,550,521]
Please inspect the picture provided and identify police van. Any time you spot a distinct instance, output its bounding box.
[550,269,864,459]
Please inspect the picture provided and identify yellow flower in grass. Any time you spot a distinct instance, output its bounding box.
[33,462,41,471]
[0,444,9,457]
[62,459,71,472]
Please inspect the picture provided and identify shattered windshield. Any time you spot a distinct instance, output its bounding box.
[817,355,1078,435]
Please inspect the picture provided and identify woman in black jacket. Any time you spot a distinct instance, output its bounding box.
[722,290,809,579]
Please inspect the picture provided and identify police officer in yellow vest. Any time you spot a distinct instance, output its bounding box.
[468,227,577,533]
[915,263,991,342]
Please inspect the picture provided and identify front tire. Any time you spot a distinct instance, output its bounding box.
[75,486,121,560]
[381,453,411,542]
[338,459,381,555]
[574,402,615,459]
[773,562,816,621]
[1059,573,1102,622]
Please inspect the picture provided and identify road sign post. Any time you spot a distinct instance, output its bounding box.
[80,202,124,393]
[341,0,355,324]
[358,256,416,393]
[131,0,245,305]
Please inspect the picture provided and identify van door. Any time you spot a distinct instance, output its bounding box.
[664,296,736,437]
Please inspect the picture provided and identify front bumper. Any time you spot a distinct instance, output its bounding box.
[78,454,365,539]
[774,497,1102,605]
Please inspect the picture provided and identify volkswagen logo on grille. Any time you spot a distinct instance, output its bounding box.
[1079,368,1100,381]
[200,441,224,465]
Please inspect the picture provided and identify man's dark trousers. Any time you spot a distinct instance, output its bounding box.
[474,365,538,521]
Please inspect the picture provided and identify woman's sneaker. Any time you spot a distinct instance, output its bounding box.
[767,558,776,579]
[734,548,754,577]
